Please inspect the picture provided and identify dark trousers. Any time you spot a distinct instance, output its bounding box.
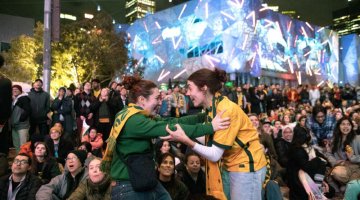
[0,121,9,155]
[29,121,49,139]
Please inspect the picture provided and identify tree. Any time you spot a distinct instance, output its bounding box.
[2,12,130,96]
[57,12,129,84]
[1,22,43,82]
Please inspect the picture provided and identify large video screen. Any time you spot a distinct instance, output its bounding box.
[127,0,339,85]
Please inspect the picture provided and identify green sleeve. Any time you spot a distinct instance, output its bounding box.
[157,112,206,125]
[123,114,213,139]
[176,112,207,124]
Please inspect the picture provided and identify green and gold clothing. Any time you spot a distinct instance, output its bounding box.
[205,95,267,199]
[110,107,213,181]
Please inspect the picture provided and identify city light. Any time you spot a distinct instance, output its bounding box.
[84,13,94,19]
[60,13,76,21]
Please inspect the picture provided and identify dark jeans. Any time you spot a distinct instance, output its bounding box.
[29,121,49,138]
[111,180,171,200]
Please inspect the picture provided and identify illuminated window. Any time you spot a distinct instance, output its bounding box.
[84,13,94,19]
[60,13,77,21]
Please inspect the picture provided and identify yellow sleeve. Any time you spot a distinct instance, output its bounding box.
[212,101,243,149]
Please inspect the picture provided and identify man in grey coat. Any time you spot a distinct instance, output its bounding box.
[11,85,31,153]
[36,150,88,200]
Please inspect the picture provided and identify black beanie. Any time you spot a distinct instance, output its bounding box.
[69,150,87,166]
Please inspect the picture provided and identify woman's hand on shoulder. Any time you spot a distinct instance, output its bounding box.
[212,110,230,132]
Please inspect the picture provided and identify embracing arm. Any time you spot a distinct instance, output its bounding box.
[124,115,213,139]
[125,111,228,139]
[193,143,225,162]
[163,124,225,162]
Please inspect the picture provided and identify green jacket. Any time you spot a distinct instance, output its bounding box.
[67,174,111,200]
[110,112,213,180]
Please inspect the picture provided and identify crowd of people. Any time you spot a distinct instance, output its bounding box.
[1,53,360,199]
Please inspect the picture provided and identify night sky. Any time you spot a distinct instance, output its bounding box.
[0,0,357,26]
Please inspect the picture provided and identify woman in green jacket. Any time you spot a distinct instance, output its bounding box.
[102,75,229,200]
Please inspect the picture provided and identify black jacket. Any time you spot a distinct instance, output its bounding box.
[180,168,206,196]
[266,93,282,111]
[275,138,291,168]
[0,172,42,200]
[287,146,333,200]
[51,96,73,134]
[32,157,61,184]
[28,88,50,123]
[0,76,11,125]
[91,99,119,126]
[45,136,74,166]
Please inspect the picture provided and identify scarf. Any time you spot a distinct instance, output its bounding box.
[205,93,227,200]
[101,104,145,173]
[87,174,111,195]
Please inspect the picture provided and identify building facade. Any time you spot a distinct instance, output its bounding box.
[332,1,360,36]
[125,0,155,24]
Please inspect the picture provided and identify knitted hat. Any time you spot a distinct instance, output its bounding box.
[69,150,87,166]
[12,85,23,93]
[49,126,62,134]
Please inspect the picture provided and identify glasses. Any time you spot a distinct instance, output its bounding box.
[66,157,78,162]
[13,159,29,165]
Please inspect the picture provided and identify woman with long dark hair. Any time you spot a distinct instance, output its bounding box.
[287,125,334,199]
[31,142,61,184]
[324,116,360,185]
[155,140,182,166]
[157,153,189,200]
[164,68,267,200]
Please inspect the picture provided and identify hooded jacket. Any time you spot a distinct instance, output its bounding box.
[11,93,31,130]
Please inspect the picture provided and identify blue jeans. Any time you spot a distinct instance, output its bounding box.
[111,180,171,200]
[229,167,267,200]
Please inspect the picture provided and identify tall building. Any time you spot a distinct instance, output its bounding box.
[332,1,360,36]
[125,0,155,24]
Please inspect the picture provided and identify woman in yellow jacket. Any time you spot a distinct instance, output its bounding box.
[163,68,267,200]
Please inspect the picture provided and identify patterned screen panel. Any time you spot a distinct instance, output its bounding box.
[127,0,339,86]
